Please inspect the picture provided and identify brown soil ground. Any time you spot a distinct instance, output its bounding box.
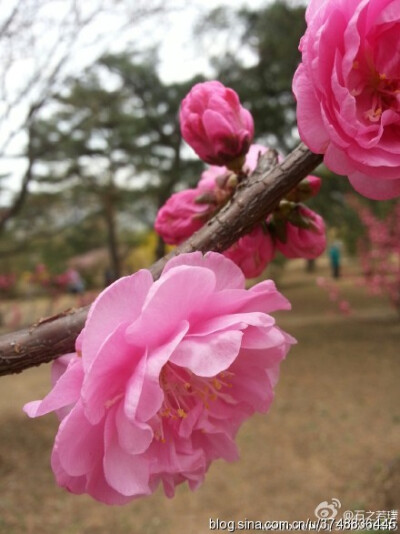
[0,260,399,534]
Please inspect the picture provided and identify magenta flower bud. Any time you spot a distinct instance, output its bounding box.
[276,206,326,260]
[180,81,254,169]
[154,189,212,245]
[303,175,321,197]
[223,225,276,279]
[285,175,322,203]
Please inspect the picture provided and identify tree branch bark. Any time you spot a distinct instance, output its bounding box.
[0,143,322,376]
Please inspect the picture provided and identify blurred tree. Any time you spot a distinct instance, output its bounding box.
[0,0,171,234]
[196,0,306,151]
[7,53,203,278]
[99,53,205,258]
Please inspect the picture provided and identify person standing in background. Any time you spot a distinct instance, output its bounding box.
[329,241,341,279]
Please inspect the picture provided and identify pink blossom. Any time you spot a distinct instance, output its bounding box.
[24,252,295,504]
[303,175,321,198]
[338,300,352,315]
[349,195,400,312]
[0,273,16,291]
[223,226,276,278]
[180,81,254,169]
[198,165,226,190]
[154,189,211,245]
[241,143,270,174]
[276,206,327,260]
[198,144,269,189]
[293,0,400,200]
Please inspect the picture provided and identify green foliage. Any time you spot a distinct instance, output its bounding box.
[5,52,205,276]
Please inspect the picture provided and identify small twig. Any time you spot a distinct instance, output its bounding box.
[0,143,322,376]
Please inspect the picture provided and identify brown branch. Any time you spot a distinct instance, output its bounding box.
[0,143,323,376]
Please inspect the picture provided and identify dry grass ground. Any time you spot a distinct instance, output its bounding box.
[0,260,399,534]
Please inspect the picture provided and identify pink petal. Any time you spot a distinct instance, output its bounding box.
[115,402,153,455]
[103,408,151,497]
[23,355,83,418]
[56,403,104,477]
[348,172,400,200]
[51,448,87,496]
[82,323,142,424]
[241,325,286,350]
[85,463,133,505]
[196,432,239,462]
[126,266,216,348]
[170,329,243,377]
[134,322,189,423]
[162,251,245,290]
[51,353,76,385]
[207,280,291,317]
[82,270,153,370]
[293,64,330,153]
[229,364,274,413]
[190,311,274,336]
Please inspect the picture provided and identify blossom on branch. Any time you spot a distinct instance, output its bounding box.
[155,143,327,277]
[293,0,400,200]
[274,206,327,260]
[223,226,276,279]
[24,252,295,504]
[180,81,254,170]
[349,197,400,313]
[154,189,213,246]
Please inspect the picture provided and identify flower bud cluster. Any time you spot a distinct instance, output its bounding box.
[158,81,327,280]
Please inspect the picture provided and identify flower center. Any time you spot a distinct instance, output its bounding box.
[153,362,234,442]
[365,72,400,122]
[352,60,400,122]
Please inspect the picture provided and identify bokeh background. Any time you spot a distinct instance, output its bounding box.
[0,1,399,533]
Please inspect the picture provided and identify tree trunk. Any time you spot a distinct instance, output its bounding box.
[103,189,121,281]
[154,130,182,260]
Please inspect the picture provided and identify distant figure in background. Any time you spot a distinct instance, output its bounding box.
[67,268,85,294]
[329,241,341,279]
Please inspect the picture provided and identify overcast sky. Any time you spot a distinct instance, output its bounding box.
[0,0,306,204]
[158,0,270,83]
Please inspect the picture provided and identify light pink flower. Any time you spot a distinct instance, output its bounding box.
[293,0,400,200]
[197,165,224,190]
[180,81,254,169]
[223,226,276,278]
[154,189,211,245]
[241,143,270,174]
[276,206,327,260]
[24,252,294,505]
[198,144,269,189]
